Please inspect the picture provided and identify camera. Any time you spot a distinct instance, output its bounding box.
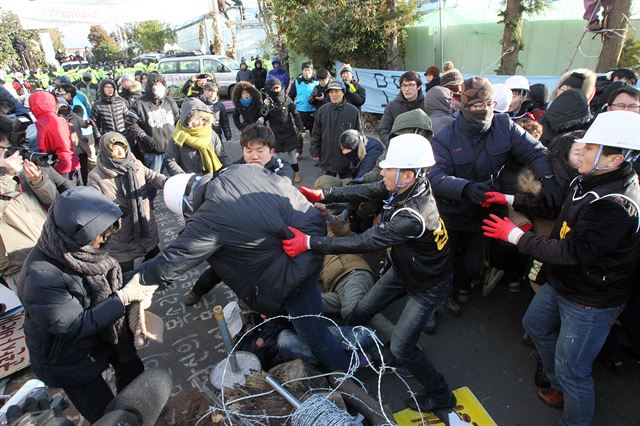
[5,145,57,168]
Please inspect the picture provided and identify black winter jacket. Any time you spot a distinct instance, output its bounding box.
[125,74,180,154]
[232,82,262,131]
[262,92,304,152]
[310,100,362,174]
[91,79,129,137]
[137,165,326,315]
[309,84,330,109]
[311,178,452,293]
[377,92,426,146]
[517,164,640,308]
[18,247,127,387]
[343,80,366,110]
[199,94,232,141]
[250,63,267,91]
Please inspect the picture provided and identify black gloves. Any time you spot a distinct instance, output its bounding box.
[463,182,491,204]
[540,175,564,208]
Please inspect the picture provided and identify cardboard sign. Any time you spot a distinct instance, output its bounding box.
[394,386,496,426]
[0,309,30,379]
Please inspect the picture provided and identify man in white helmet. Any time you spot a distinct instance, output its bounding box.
[481,111,640,426]
[282,134,457,415]
[504,75,531,120]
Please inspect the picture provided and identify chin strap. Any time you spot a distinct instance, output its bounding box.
[586,145,632,175]
[384,168,421,206]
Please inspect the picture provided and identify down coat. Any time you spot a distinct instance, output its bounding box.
[91,79,129,137]
[138,164,326,315]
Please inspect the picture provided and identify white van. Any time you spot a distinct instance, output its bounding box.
[158,55,240,97]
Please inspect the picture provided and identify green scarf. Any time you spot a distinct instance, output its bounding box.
[172,122,223,173]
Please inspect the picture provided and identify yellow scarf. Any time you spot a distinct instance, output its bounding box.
[172,122,223,173]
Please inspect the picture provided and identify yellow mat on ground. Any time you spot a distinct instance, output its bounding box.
[393,386,497,426]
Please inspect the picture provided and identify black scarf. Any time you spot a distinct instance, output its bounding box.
[37,209,124,344]
[98,135,150,239]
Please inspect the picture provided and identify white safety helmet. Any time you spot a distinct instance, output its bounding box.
[164,173,196,215]
[577,110,640,151]
[379,134,435,169]
[493,83,513,113]
[505,75,530,92]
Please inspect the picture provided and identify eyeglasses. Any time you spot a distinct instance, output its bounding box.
[468,100,496,111]
[401,82,418,88]
[609,103,640,110]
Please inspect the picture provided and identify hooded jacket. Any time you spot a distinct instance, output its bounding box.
[236,66,252,83]
[424,86,455,136]
[262,77,305,152]
[310,99,362,174]
[377,91,426,146]
[429,112,553,231]
[125,73,180,154]
[250,60,267,90]
[165,99,231,176]
[138,164,326,315]
[91,79,129,136]
[550,68,597,103]
[30,91,80,175]
[17,187,126,388]
[266,60,290,90]
[540,89,591,146]
[232,81,262,131]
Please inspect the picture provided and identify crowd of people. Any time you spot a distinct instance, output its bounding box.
[0,54,639,426]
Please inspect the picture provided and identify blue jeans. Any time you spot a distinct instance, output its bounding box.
[345,266,452,399]
[523,284,624,426]
[144,153,164,202]
[284,279,350,373]
[277,326,375,366]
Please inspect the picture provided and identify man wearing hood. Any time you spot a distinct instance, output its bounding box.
[30,90,80,179]
[429,77,558,316]
[262,77,304,182]
[266,57,290,91]
[310,80,363,178]
[125,73,179,180]
[250,59,267,91]
[92,79,129,138]
[378,71,426,147]
[236,60,252,83]
[539,88,592,147]
[424,86,455,136]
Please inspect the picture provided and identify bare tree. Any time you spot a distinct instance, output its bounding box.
[596,0,632,72]
[256,0,289,68]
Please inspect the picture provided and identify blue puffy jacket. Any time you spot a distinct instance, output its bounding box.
[429,113,552,231]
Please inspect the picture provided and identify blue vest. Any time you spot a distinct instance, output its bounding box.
[294,79,318,113]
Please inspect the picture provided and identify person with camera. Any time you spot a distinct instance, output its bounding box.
[181,73,216,98]
[0,116,58,292]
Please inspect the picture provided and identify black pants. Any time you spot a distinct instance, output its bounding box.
[191,266,223,297]
[448,229,484,294]
[298,112,315,153]
[119,246,160,273]
[78,152,89,186]
[63,349,144,422]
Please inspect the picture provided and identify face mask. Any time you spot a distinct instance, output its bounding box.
[240,96,253,107]
[461,109,494,131]
[153,85,166,98]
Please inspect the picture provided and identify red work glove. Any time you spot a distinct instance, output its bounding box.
[299,186,324,203]
[481,214,525,245]
[480,192,513,208]
[282,226,310,258]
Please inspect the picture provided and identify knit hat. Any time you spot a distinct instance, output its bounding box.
[461,77,495,108]
[440,62,463,92]
[339,64,353,76]
[265,77,282,90]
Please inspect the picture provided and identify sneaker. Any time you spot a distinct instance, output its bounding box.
[482,267,504,296]
[443,298,462,318]
[534,361,551,389]
[407,392,456,413]
[294,173,301,183]
[424,312,437,335]
[537,388,564,409]
[184,290,201,306]
[508,280,521,293]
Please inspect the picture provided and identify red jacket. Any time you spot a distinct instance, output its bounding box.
[30,91,79,175]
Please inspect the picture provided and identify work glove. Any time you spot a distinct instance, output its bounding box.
[540,176,564,208]
[481,214,525,245]
[347,83,357,93]
[480,191,514,208]
[282,226,310,258]
[116,273,158,306]
[462,182,491,204]
[299,186,324,203]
